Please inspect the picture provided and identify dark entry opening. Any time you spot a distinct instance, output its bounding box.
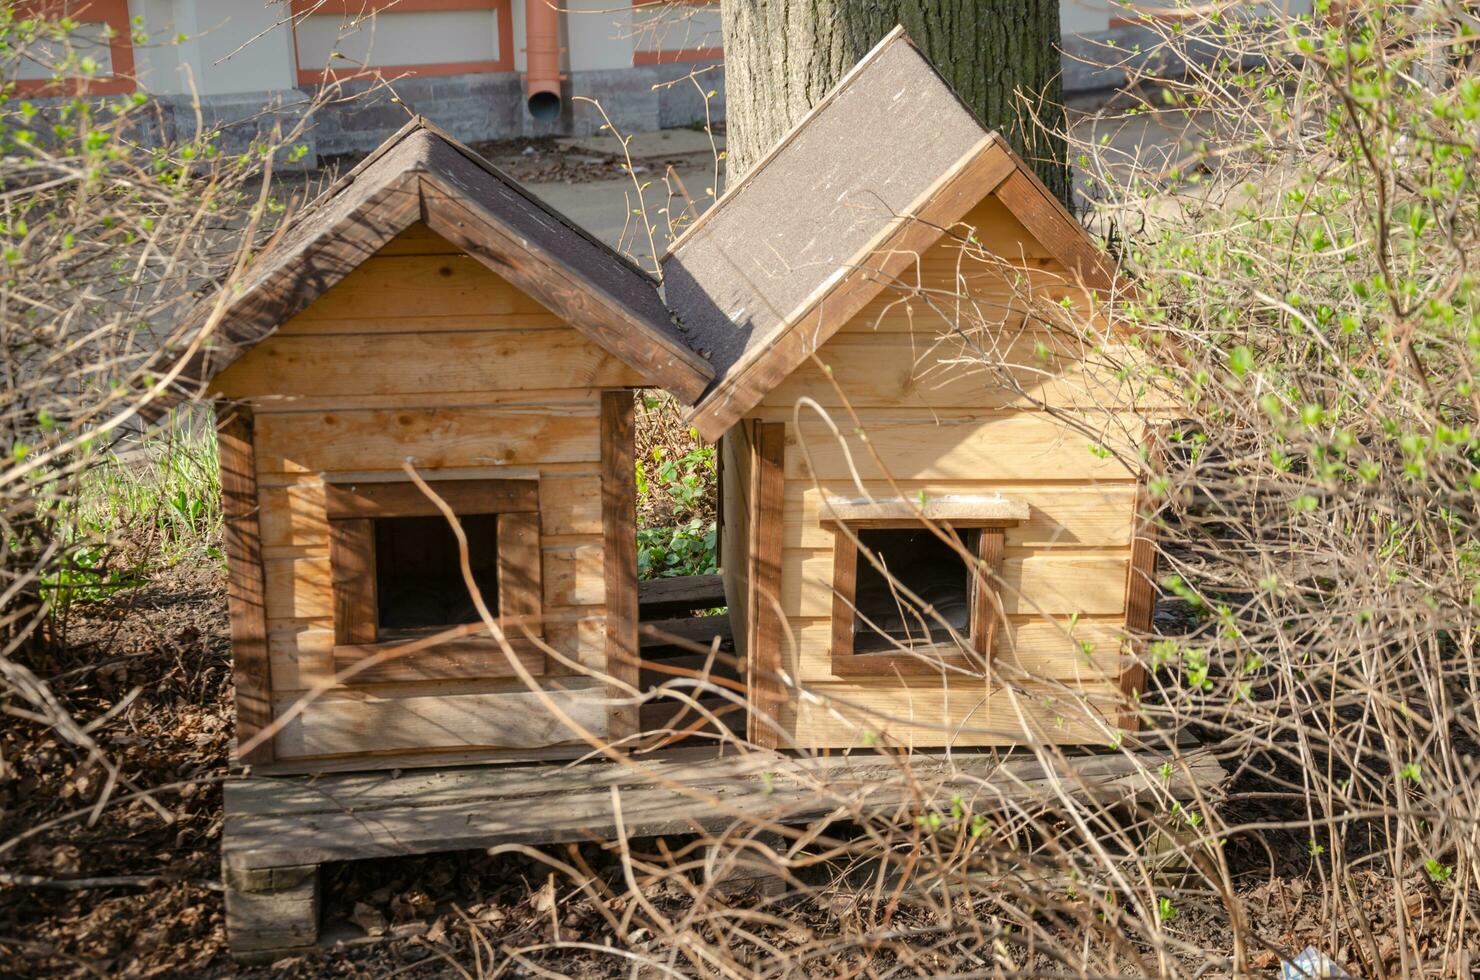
[852,528,977,653]
[374,514,499,631]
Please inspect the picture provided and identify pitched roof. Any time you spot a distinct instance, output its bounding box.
[148,118,713,415]
[661,28,1115,441]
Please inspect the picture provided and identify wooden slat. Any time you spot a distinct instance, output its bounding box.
[252,409,599,475]
[764,332,1171,412]
[325,479,536,519]
[257,474,601,549]
[497,510,544,636]
[544,544,606,608]
[1119,468,1159,731]
[718,425,752,660]
[214,329,647,399]
[222,740,1226,870]
[333,636,545,685]
[785,413,1140,483]
[781,680,1123,750]
[272,682,609,759]
[786,616,1127,684]
[817,496,1028,525]
[827,529,859,676]
[974,528,1006,665]
[165,169,422,420]
[784,483,1139,550]
[264,557,333,621]
[601,390,640,740]
[218,406,274,767]
[285,253,549,322]
[637,574,726,616]
[328,520,376,646]
[747,422,787,748]
[538,474,603,536]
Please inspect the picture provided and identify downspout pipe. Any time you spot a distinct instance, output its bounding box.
[523,0,562,121]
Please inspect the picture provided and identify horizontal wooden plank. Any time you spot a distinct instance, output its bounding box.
[214,329,646,399]
[253,409,600,475]
[780,549,1129,618]
[273,681,609,758]
[269,614,604,693]
[785,414,1142,483]
[287,253,550,321]
[818,495,1029,524]
[763,332,1171,411]
[777,680,1124,750]
[222,738,1224,870]
[784,483,1137,550]
[638,574,727,615]
[257,473,602,549]
[333,636,546,685]
[323,478,536,519]
[782,616,1126,683]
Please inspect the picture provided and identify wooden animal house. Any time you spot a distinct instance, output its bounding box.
[164,118,714,774]
[661,28,1163,751]
[170,29,1163,774]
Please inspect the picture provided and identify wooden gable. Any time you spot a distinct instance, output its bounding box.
[660,28,1117,442]
[150,118,713,415]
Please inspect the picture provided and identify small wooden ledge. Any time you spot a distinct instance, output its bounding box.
[819,495,1030,526]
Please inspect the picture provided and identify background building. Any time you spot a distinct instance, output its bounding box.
[11,1,1308,164]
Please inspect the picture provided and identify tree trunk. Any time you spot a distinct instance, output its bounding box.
[720,0,1069,206]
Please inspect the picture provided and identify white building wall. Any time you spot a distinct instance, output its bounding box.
[128,0,294,96]
[566,0,637,73]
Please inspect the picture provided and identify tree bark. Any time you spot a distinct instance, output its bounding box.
[720,0,1069,206]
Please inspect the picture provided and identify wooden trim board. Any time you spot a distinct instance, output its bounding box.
[601,390,641,740]
[326,477,546,680]
[218,406,275,768]
[745,421,787,747]
[825,522,1010,678]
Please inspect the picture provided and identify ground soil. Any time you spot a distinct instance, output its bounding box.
[0,553,1465,977]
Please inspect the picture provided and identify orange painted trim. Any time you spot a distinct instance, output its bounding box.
[293,0,514,84]
[634,45,723,65]
[291,0,503,12]
[10,0,135,96]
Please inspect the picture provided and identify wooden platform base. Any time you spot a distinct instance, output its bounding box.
[222,737,1225,959]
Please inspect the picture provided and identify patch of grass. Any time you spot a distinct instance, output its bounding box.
[73,411,223,562]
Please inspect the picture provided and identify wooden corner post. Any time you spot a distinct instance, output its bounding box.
[601,390,640,743]
[746,421,787,748]
[217,404,274,768]
[1118,431,1163,732]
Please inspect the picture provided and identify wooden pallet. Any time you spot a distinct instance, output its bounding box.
[222,734,1225,959]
